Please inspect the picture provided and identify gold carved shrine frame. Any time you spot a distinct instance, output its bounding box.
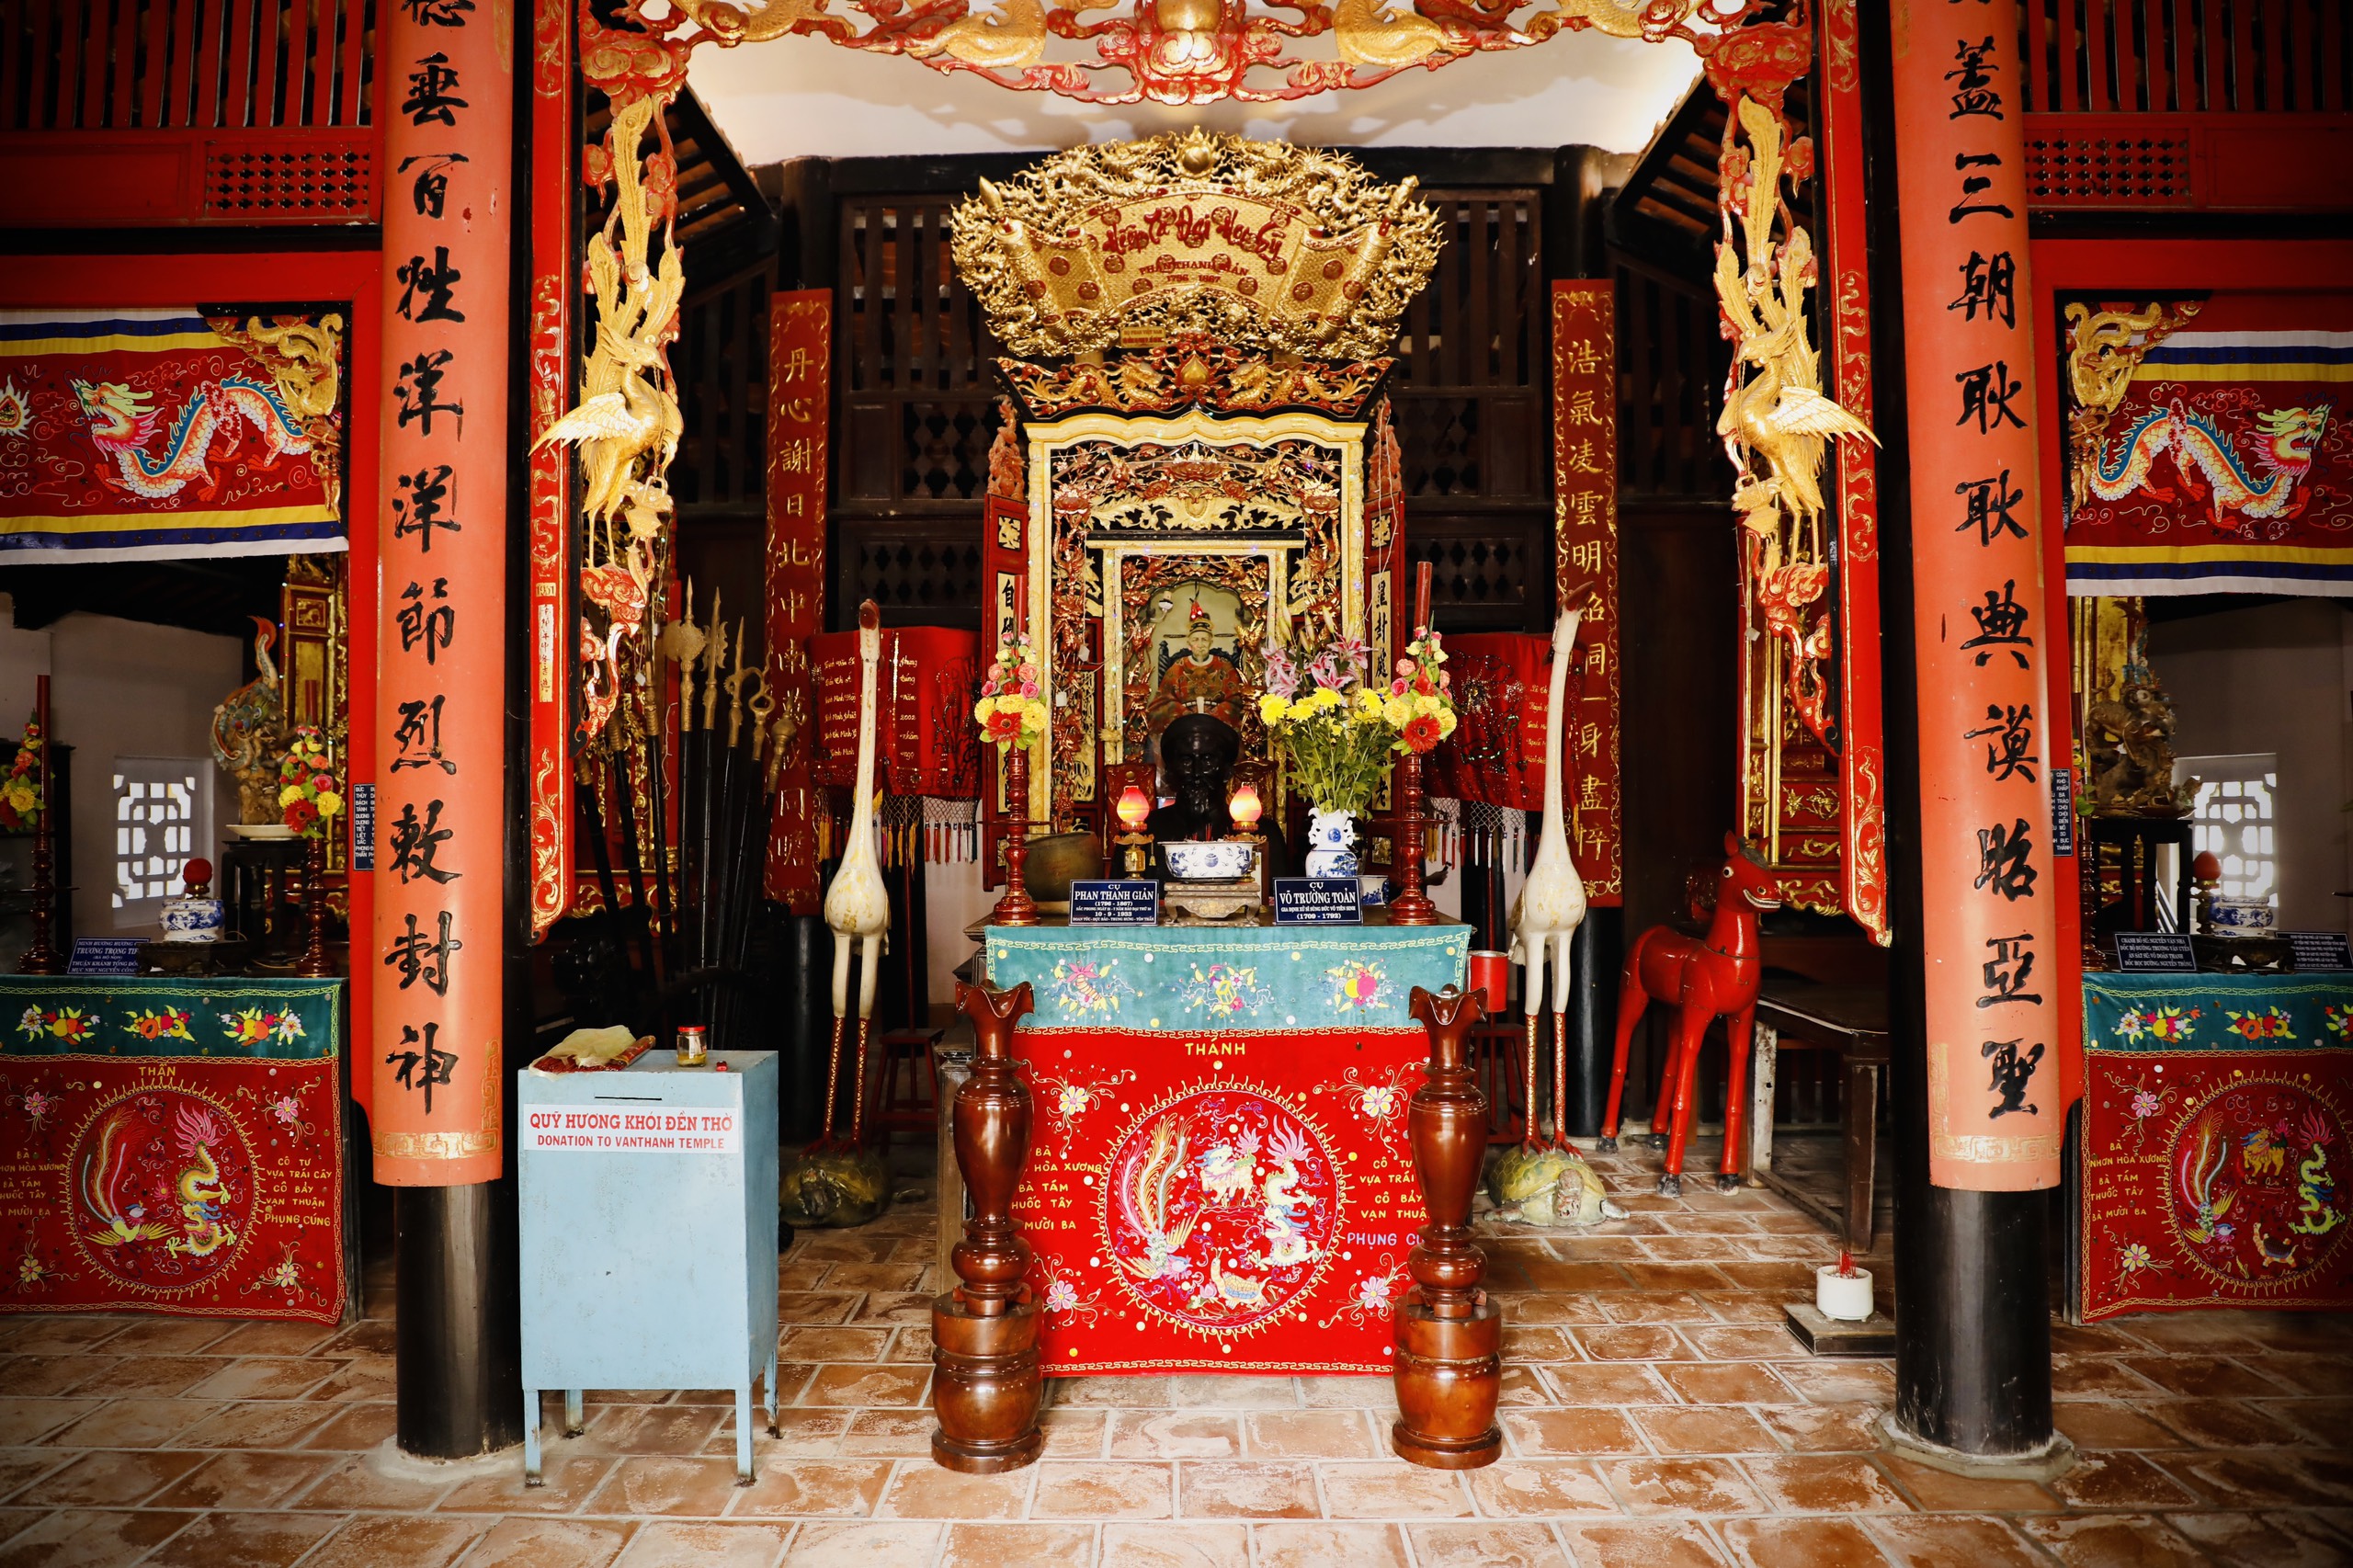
[540,6,1889,947]
[1023,409,1368,827]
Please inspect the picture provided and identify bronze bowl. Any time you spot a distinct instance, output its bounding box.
[1023,830,1104,907]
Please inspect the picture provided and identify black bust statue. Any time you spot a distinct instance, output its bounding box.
[1149,713,1237,845]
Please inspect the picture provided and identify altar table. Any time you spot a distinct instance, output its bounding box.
[0,975,352,1324]
[983,919,1466,1376]
[2075,971,2353,1321]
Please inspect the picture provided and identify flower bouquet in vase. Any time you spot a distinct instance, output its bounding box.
[1379,624,1458,923]
[1257,630,1392,879]
[277,727,343,976]
[0,714,42,834]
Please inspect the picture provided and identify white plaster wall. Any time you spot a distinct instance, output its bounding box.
[2147,598,2352,936]
[29,614,244,938]
[689,32,1701,164]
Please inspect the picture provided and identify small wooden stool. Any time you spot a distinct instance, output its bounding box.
[868,1027,944,1147]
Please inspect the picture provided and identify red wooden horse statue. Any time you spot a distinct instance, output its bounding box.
[1599,833,1781,1196]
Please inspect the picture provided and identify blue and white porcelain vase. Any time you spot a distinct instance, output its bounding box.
[1304,809,1359,880]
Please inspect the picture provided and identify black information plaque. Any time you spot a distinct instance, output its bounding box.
[1274,878,1363,926]
[2113,931,2199,973]
[1069,880,1161,926]
[2288,930,2353,971]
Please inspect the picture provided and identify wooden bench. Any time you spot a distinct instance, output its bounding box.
[1749,980,1889,1250]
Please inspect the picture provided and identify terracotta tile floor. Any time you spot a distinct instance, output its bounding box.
[2,1138,2348,1568]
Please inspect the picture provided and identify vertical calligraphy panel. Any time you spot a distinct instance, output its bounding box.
[370,0,512,1187]
[1551,282,1620,905]
[1893,0,2064,1191]
[526,0,574,939]
[765,291,830,911]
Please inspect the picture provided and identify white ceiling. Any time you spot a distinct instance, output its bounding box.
[685,31,1702,165]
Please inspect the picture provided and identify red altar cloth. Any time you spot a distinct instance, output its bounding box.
[1011,1027,1427,1376]
[0,978,348,1324]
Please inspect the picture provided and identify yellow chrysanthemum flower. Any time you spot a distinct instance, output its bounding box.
[1258,693,1290,725]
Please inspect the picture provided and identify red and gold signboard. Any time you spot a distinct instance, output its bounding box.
[1815,0,1890,947]
[369,0,512,1186]
[764,291,829,912]
[1012,1028,1425,1374]
[1893,0,2064,1191]
[526,0,574,939]
[1551,281,1620,905]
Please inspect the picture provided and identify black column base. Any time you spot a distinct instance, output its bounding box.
[395,1182,521,1460]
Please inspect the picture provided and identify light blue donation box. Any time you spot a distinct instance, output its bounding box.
[517,1051,779,1483]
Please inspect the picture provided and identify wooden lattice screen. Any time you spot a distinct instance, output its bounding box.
[2021,0,2350,113]
[828,187,1559,632]
[0,0,381,223]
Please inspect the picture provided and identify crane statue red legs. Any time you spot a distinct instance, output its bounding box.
[1599,834,1781,1196]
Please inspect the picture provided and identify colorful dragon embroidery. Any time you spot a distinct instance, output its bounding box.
[2289,1111,2342,1239]
[2087,398,2333,532]
[70,375,311,504]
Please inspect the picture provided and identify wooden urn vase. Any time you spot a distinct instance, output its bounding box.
[1393,983,1503,1469]
[931,980,1044,1472]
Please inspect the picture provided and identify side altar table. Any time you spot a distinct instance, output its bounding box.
[929,916,1506,1473]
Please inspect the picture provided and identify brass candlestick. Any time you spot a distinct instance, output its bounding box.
[18,675,62,976]
[1388,562,1439,926]
[295,831,332,978]
[990,742,1039,926]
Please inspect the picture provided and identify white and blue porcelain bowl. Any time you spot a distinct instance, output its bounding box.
[2207,896,2276,932]
[1163,840,1256,882]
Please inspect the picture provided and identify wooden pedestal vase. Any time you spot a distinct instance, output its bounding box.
[932,980,1043,1473]
[1393,984,1502,1469]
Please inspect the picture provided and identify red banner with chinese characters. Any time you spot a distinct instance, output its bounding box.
[1012,1028,1427,1375]
[1893,0,2065,1190]
[765,291,829,911]
[1551,281,1620,904]
[370,0,512,1186]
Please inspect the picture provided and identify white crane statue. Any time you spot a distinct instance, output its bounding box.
[815,599,891,1151]
[1507,600,1589,1149]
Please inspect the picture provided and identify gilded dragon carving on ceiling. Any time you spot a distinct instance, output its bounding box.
[669,0,1764,107]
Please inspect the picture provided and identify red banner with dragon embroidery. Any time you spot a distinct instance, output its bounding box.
[2063,293,2353,597]
[1551,281,1620,905]
[1012,1027,1427,1375]
[764,291,830,911]
[0,310,343,561]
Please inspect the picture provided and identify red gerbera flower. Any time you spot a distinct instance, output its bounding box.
[1400,713,1443,754]
[984,708,1025,744]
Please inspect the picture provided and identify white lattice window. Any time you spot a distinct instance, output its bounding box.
[112,758,211,928]
[2180,754,2279,906]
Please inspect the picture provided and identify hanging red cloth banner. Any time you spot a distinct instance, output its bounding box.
[809,627,982,799]
[1431,633,1546,812]
[765,290,831,911]
[1893,0,2066,1191]
[369,0,512,1187]
[1551,281,1620,905]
